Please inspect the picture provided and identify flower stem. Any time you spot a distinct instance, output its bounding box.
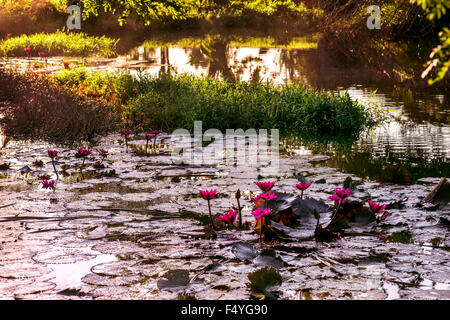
[259,217,264,247]
[207,200,216,231]
[51,159,59,181]
[80,158,85,176]
[301,190,304,200]
[236,197,242,229]
[145,140,149,155]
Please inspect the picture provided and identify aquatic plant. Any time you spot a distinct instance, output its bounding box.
[63,62,70,70]
[144,134,153,155]
[251,194,266,209]
[368,200,390,222]
[122,74,377,137]
[258,193,278,202]
[47,149,59,180]
[120,130,132,152]
[293,182,312,199]
[77,148,92,175]
[199,189,217,231]
[255,181,275,192]
[329,187,352,221]
[24,47,31,59]
[219,210,237,226]
[235,189,243,228]
[329,188,352,205]
[251,208,271,246]
[98,148,108,164]
[41,179,55,191]
[151,130,163,149]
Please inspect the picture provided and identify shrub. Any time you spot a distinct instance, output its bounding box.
[0,69,120,145]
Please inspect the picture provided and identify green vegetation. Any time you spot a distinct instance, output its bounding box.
[0,0,66,14]
[412,0,450,83]
[0,30,118,57]
[53,68,381,138]
[77,0,319,26]
[137,34,319,50]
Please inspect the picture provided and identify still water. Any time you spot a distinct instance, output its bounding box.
[116,32,449,180]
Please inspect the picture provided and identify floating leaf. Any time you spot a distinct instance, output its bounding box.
[232,242,258,261]
[248,266,282,294]
[157,269,190,290]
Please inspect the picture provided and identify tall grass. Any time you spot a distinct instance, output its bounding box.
[126,74,375,135]
[53,69,381,139]
[0,30,118,57]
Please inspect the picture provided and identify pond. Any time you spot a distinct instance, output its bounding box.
[0,134,449,299]
[0,30,449,300]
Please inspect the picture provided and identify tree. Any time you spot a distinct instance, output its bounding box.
[75,0,192,25]
[411,0,450,83]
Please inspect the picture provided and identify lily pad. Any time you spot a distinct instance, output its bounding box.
[157,269,190,290]
[232,242,258,262]
[248,266,282,294]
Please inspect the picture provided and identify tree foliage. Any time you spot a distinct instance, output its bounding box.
[411,0,450,83]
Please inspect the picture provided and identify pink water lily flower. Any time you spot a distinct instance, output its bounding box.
[251,194,262,204]
[255,181,275,192]
[258,192,278,201]
[199,189,218,231]
[199,189,217,201]
[120,130,132,136]
[251,208,271,220]
[328,194,341,203]
[42,180,56,191]
[151,130,163,135]
[219,210,237,224]
[38,52,45,57]
[294,182,312,199]
[335,188,352,200]
[25,48,31,52]
[294,182,311,191]
[63,62,70,69]
[380,210,390,221]
[77,148,92,156]
[368,200,387,214]
[145,134,153,140]
[47,150,58,158]
[99,149,108,155]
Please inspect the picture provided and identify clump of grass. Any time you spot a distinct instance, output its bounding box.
[0,30,118,57]
[125,74,378,135]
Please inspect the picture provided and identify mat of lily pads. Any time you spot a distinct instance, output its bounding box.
[0,133,449,300]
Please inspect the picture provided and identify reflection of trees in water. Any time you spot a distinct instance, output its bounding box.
[202,38,235,81]
[325,140,450,180]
